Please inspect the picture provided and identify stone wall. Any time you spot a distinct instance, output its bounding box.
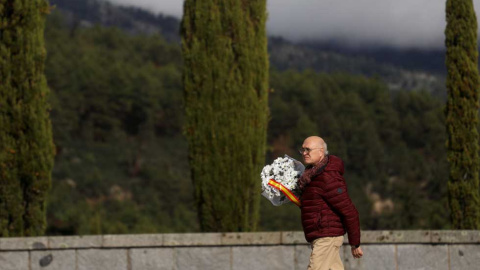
[0,231,479,270]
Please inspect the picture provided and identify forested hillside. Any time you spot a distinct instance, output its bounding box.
[49,0,446,95]
[268,37,446,97]
[43,7,454,234]
[50,0,180,41]
[45,12,189,234]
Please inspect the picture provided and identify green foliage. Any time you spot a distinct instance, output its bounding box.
[0,0,55,236]
[181,0,269,232]
[445,0,480,229]
[44,11,196,235]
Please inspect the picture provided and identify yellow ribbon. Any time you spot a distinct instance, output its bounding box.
[268,179,301,207]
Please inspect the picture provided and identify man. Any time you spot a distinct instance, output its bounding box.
[297,136,363,270]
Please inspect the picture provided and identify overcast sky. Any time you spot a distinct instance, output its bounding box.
[108,0,480,49]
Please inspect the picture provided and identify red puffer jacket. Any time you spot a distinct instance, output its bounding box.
[300,155,361,246]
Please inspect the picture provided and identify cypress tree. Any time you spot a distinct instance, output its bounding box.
[445,0,480,229]
[181,0,269,231]
[0,0,55,236]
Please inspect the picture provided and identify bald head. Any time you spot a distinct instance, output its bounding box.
[301,136,328,165]
[304,136,325,148]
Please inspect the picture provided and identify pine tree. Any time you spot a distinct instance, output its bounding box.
[0,0,55,236]
[181,0,269,231]
[445,0,480,229]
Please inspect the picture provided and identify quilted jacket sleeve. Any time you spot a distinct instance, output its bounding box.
[319,171,361,246]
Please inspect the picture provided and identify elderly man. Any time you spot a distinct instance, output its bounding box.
[297,136,363,270]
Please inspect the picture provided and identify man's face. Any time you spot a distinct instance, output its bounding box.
[301,138,325,165]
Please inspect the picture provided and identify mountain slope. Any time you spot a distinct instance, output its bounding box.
[49,0,446,95]
[50,0,180,42]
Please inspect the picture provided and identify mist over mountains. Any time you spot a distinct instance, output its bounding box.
[49,0,448,95]
[108,0,477,50]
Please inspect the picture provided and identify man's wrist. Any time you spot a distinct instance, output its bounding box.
[351,244,360,248]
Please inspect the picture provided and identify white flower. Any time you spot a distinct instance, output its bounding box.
[260,155,305,206]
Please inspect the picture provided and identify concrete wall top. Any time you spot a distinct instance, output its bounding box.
[0,230,479,251]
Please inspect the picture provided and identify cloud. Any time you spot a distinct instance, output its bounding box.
[107,0,480,49]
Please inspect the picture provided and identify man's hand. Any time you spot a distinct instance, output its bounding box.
[351,246,363,259]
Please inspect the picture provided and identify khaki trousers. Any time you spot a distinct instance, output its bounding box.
[307,236,344,270]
